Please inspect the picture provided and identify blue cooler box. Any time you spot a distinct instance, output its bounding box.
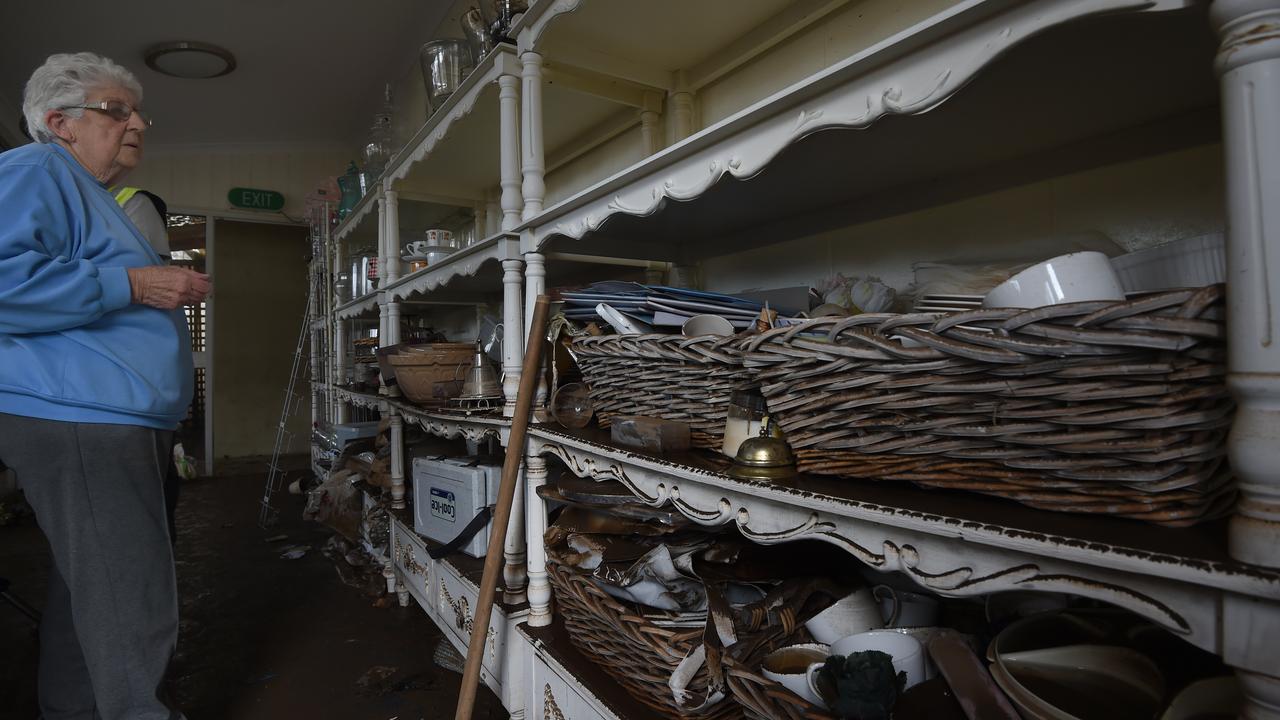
[411,456,502,558]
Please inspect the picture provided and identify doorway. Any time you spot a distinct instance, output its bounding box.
[167,214,210,473]
[209,219,310,471]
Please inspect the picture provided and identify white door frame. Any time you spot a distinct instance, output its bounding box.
[169,207,305,476]
[202,217,215,477]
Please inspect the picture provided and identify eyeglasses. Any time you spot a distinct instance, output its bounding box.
[60,100,152,127]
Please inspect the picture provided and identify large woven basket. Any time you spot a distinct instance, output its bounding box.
[545,547,801,719]
[742,286,1235,526]
[570,334,751,449]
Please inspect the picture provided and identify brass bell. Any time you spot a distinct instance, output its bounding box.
[729,416,797,481]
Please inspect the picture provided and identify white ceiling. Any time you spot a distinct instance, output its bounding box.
[0,0,455,150]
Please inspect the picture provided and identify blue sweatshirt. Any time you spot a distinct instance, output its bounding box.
[0,142,192,430]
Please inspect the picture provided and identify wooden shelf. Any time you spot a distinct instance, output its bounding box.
[526,422,1279,665]
[518,1,1218,261]
[515,0,822,92]
[327,388,510,444]
[340,195,476,252]
[385,45,519,203]
[381,233,519,304]
[316,0,1280,707]
[333,292,379,321]
[384,42,653,205]
[393,400,511,445]
[529,424,1277,594]
[329,386,383,410]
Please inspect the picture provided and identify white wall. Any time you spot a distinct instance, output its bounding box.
[212,220,310,462]
[0,88,22,150]
[698,0,962,130]
[126,146,349,221]
[700,143,1224,296]
[537,0,968,213]
[544,123,647,208]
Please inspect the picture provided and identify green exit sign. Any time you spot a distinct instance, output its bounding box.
[228,187,285,211]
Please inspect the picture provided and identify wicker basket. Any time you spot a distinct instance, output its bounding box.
[742,286,1235,526]
[570,334,752,449]
[385,343,472,405]
[545,547,802,719]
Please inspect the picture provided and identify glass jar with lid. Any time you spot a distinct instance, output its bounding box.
[722,387,769,457]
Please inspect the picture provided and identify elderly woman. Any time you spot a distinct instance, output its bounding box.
[0,53,208,720]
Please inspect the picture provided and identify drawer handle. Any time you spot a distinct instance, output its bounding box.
[397,544,428,577]
[440,578,471,632]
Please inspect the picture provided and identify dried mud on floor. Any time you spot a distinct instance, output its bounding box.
[1,469,505,720]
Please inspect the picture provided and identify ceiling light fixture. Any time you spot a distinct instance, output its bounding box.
[144,41,236,79]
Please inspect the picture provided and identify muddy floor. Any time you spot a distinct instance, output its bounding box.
[0,467,506,720]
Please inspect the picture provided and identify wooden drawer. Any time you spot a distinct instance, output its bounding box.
[390,517,434,619]
[435,556,516,697]
[531,651,619,720]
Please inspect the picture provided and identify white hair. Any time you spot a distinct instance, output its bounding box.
[22,52,144,143]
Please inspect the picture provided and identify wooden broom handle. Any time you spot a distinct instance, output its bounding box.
[454,295,551,720]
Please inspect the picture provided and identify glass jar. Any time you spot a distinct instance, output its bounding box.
[460,7,494,65]
[336,161,362,219]
[362,83,395,178]
[722,387,768,457]
[419,39,474,114]
[479,0,529,43]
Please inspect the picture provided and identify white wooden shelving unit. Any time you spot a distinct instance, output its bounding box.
[308,0,1280,717]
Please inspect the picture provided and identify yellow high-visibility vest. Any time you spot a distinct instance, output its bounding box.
[113,186,140,207]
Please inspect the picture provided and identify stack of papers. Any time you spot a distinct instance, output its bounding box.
[560,282,814,331]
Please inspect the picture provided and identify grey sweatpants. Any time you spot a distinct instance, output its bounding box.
[0,412,183,720]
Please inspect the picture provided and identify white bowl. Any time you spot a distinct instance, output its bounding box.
[1110,233,1225,293]
[983,251,1125,309]
[987,613,1166,720]
[406,240,458,257]
[1160,676,1242,720]
[681,314,735,337]
[991,644,1164,720]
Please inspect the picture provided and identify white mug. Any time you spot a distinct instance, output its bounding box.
[681,313,735,337]
[826,630,926,690]
[873,584,939,628]
[761,643,829,706]
[805,587,891,644]
[405,239,431,256]
[422,228,453,245]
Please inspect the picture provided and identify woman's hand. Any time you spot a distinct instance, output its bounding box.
[126,266,211,309]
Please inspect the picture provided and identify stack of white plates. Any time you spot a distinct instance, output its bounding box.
[645,610,707,628]
[913,294,984,313]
